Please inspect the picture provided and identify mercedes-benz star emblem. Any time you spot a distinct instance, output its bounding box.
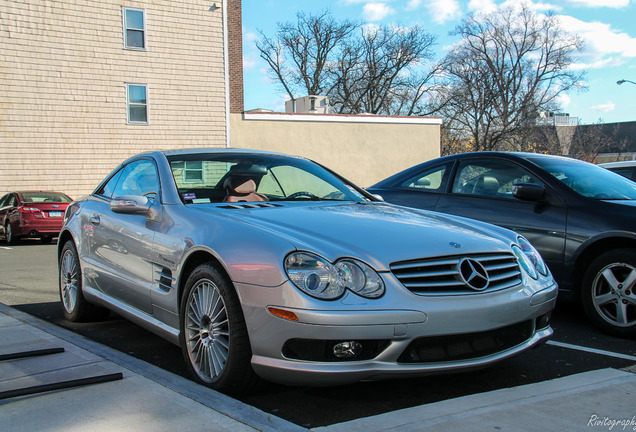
[458,258,489,291]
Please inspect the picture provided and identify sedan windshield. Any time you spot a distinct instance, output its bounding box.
[167,153,370,204]
[529,156,636,200]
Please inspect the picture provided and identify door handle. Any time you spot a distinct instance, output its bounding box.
[90,215,101,226]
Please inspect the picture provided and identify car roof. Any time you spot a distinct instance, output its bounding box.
[158,148,295,158]
[599,161,636,168]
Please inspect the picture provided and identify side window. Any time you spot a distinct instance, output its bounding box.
[127,84,148,124]
[112,160,160,199]
[97,169,124,199]
[399,164,448,192]
[452,160,543,199]
[123,7,146,50]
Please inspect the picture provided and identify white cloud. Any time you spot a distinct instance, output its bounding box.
[362,2,395,21]
[565,0,630,7]
[406,0,423,10]
[243,54,258,70]
[499,0,562,12]
[556,93,572,108]
[558,15,636,70]
[468,0,497,14]
[425,0,462,24]
[591,101,616,112]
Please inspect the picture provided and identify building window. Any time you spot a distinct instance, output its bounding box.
[127,84,148,124]
[123,7,146,49]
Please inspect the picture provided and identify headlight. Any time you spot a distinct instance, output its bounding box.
[512,237,548,279]
[285,252,385,300]
[335,259,385,298]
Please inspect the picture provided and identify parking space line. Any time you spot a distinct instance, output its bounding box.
[0,246,12,250]
[548,340,636,362]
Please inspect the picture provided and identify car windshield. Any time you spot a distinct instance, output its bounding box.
[528,156,636,200]
[21,192,72,203]
[167,153,370,204]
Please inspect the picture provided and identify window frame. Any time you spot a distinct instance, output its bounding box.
[122,7,147,50]
[126,83,149,125]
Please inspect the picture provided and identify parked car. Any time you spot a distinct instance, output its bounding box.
[599,161,636,182]
[0,191,73,244]
[368,152,636,338]
[57,149,556,394]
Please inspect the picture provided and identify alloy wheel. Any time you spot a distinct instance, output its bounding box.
[591,262,636,328]
[184,278,230,383]
[60,249,79,314]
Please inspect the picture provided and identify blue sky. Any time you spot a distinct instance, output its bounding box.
[242,0,636,125]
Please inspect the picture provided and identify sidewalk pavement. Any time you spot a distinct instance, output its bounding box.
[1,301,635,432]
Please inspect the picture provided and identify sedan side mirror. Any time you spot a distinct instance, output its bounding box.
[110,195,153,216]
[512,183,545,202]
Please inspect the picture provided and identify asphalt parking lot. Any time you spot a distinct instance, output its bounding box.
[1,241,636,428]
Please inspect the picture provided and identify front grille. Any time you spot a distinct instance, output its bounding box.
[397,320,534,363]
[390,252,522,295]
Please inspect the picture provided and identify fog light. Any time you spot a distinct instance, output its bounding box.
[536,311,552,330]
[333,341,362,359]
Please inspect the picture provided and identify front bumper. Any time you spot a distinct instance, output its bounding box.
[236,278,558,386]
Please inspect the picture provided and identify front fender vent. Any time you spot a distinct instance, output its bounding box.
[155,267,175,292]
[221,203,283,209]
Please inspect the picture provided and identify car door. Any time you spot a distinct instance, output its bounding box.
[1,194,19,235]
[370,163,452,211]
[434,158,568,282]
[85,159,161,314]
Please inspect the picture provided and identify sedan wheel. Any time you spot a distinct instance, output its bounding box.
[180,263,259,395]
[4,223,14,245]
[582,249,636,338]
[59,240,108,322]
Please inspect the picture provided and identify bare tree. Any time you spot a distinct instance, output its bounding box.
[328,25,439,115]
[438,4,585,151]
[256,11,358,102]
[256,12,440,115]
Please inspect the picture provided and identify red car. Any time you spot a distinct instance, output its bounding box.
[0,191,73,244]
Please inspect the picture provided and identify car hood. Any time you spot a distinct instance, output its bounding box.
[193,201,517,271]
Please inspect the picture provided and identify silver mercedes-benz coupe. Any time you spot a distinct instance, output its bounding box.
[58,149,557,395]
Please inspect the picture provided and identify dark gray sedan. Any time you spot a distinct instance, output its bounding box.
[369,152,636,338]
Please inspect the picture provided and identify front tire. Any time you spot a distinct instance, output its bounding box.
[59,240,109,322]
[179,263,260,395]
[581,249,636,338]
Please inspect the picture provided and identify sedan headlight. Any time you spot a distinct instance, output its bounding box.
[285,252,385,300]
[512,237,548,279]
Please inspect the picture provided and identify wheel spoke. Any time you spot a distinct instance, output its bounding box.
[595,292,616,307]
[615,302,631,325]
[600,267,621,291]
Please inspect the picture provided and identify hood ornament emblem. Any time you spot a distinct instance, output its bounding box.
[449,242,462,248]
[458,258,489,291]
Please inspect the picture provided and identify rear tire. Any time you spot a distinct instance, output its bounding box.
[4,223,15,245]
[179,263,261,395]
[59,240,109,322]
[581,249,636,338]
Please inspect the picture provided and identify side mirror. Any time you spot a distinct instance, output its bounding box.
[110,195,152,215]
[512,183,545,202]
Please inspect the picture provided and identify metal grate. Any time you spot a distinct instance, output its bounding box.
[397,320,534,363]
[390,252,522,295]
